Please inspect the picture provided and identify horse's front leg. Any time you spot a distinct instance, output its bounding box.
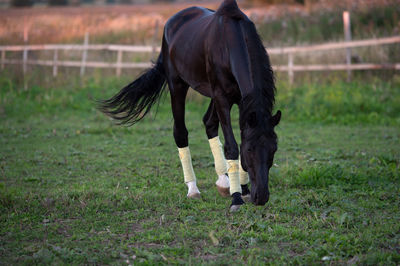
[169,78,200,199]
[203,100,250,199]
[213,96,245,212]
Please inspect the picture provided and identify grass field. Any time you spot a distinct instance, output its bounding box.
[0,76,399,264]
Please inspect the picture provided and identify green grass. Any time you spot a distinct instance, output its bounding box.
[1,76,399,264]
[276,77,400,124]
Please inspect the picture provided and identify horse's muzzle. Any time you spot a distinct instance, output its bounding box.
[252,187,270,206]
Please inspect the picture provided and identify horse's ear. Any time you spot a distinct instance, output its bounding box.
[248,112,257,128]
[271,110,281,127]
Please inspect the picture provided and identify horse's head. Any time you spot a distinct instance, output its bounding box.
[240,109,281,205]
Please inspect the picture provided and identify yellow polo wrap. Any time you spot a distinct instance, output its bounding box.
[227,159,241,195]
[239,157,249,185]
[208,136,228,176]
[178,146,196,183]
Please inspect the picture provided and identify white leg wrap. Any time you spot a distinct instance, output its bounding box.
[178,147,200,196]
[227,160,241,195]
[239,157,249,185]
[208,136,228,176]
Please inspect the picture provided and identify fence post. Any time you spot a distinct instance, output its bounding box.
[23,25,29,90]
[288,53,294,85]
[116,49,123,77]
[1,50,5,70]
[151,19,159,61]
[80,32,89,77]
[23,26,29,75]
[53,49,58,77]
[343,11,352,82]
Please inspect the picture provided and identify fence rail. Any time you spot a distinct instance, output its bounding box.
[275,63,400,71]
[266,35,400,54]
[0,44,158,52]
[1,35,399,84]
[3,59,151,69]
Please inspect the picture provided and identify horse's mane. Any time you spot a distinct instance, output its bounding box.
[215,0,276,132]
[241,19,276,113]
[238,20,276,132]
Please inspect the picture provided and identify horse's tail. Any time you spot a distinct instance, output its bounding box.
[98,54,166,125]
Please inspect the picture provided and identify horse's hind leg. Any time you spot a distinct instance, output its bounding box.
[203,100,230,197]
[169,77,200,199]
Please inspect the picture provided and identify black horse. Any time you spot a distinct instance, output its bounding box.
[99,0,281,211]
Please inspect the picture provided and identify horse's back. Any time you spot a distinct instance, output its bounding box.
[163,6,215,96]
[162,0,258,98]
[164,6,214,44]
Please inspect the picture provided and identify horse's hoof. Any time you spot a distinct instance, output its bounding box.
[241,194,251,202]
[187,192,201,199]
[230,192,244,212]
[216,185,230,197]
[230,204,241,212]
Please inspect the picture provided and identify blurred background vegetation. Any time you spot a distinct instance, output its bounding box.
[1,0,399,45]
[0,0,399,124]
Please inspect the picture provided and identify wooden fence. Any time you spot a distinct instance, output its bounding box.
[1,35,399,84]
